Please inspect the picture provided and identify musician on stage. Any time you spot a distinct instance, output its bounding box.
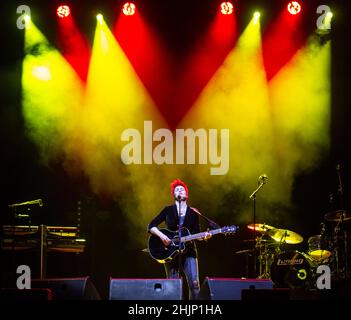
[147,179,211,300]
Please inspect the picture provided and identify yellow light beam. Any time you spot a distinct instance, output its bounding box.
[81,16,173,239]
[22,19,84,166]
[179,16,275,224]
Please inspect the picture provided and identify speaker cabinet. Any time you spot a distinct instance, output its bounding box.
[200,277,273,300]
[0,288,53,300]
[241,288,291,300]
[109,278,183,300]
[31,276,101,300]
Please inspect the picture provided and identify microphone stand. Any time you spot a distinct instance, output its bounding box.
[249,178,267,278]
[177,199,182,280]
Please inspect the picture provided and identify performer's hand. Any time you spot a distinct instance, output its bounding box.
[160,234,171,246]
[203,231,212,241]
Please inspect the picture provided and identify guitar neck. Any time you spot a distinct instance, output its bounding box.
[181,228,223,242]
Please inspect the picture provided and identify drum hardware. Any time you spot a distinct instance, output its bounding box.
[235,249,255,254]
[321,210,350,280]
[324,210,351,222]
[270,251,317,289]
[326,163,350,279]
[247,223,277,278]
[246,223,305,279]
[332,223,347,279]
[307,233,332,262]
[257,236,280,279]
[256,239,279,279]
[243,238,270,243]
[258,228,304,279]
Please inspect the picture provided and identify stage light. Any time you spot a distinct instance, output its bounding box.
[32,66,51,81]
[122,2,136,16]
[253,12,260,23]
[23,15,31,29]
[220,2,234,15]
[97,14,103,24]
[287,1,301,15]
[57,5,71,18]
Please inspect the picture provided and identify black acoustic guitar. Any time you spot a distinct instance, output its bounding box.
[148,225,238,263]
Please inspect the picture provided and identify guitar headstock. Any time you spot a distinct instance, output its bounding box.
[221,225,239,235]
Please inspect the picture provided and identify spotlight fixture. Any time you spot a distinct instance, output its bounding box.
[97,14,103,24]
[220,2,234,15]
[287,1,301,15]
[122,2,136,16]
[57,5,71,18]
[32,66,51,81]
[253,11,260,23]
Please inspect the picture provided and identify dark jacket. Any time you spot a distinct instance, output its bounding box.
[147,204,200,258]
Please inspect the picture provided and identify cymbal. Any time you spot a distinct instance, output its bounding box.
[267,228,303,244]
[247,223,274,232]
[324,210,351,222]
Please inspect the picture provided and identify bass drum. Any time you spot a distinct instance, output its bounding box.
[270,251,316,289]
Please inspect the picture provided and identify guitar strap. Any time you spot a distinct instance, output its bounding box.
[191,207,221,229]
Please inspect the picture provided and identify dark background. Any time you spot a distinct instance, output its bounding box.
[0,0,350,299]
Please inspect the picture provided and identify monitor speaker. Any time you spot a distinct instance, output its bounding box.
[109,278,183,300]
[31,276,100,300]
[200,277,273,300]
[0,288,53,300]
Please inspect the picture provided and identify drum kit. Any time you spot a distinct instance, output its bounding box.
[237,210,351,289]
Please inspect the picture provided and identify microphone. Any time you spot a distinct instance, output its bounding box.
[258,174,268,184]
[176,195,182,201]
[249,174,268,199]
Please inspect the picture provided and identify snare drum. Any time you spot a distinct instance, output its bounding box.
[308,235,332,261]
[270,251,316,289]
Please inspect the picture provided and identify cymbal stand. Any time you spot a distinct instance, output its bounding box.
[333,220,341,279]
[257,240,262,277]
[344,230,349,279]
[334,215,349,279]
[256,235,273,279]
[39,225,47,280]
[256,237,265,278]
[335,163,348,278]
[277,231,287,253]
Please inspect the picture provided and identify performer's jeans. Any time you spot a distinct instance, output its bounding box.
[164,255,200,300]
